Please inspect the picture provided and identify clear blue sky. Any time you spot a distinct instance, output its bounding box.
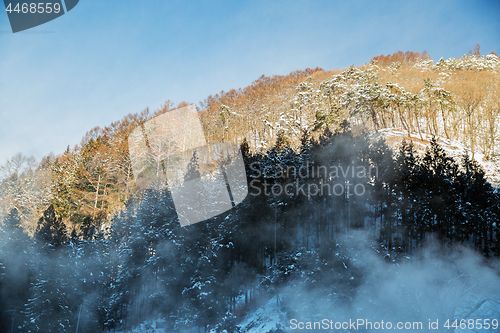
[1,0,499,163]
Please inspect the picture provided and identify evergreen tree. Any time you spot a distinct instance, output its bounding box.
[394,139,419,252]
[418,138,459,241]
[459,151,496,255]
[34,205,67,249]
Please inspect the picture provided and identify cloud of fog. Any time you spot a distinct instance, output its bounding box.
[279,231,500,332]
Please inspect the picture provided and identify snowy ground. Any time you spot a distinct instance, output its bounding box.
[235,296,286,333]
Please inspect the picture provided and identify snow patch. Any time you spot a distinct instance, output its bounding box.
[370,128,500,187]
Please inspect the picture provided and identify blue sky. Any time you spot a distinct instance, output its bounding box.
[0,0,499,163]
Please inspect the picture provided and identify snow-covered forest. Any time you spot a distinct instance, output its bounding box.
[1,49,500,332]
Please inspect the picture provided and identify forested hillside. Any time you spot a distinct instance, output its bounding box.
[1,48,500,332]
[2,49,499,234]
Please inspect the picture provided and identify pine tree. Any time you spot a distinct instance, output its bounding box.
[394,140,419,253]
[459,151,495,255]
[418,138,459,242]
[34,205,67,249]
[184,151,201,182]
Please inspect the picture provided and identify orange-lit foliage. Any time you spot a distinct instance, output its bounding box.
[469,43,481,57]
[201,68,323,117]
[370,50,430,67]
[199,67,324,144]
